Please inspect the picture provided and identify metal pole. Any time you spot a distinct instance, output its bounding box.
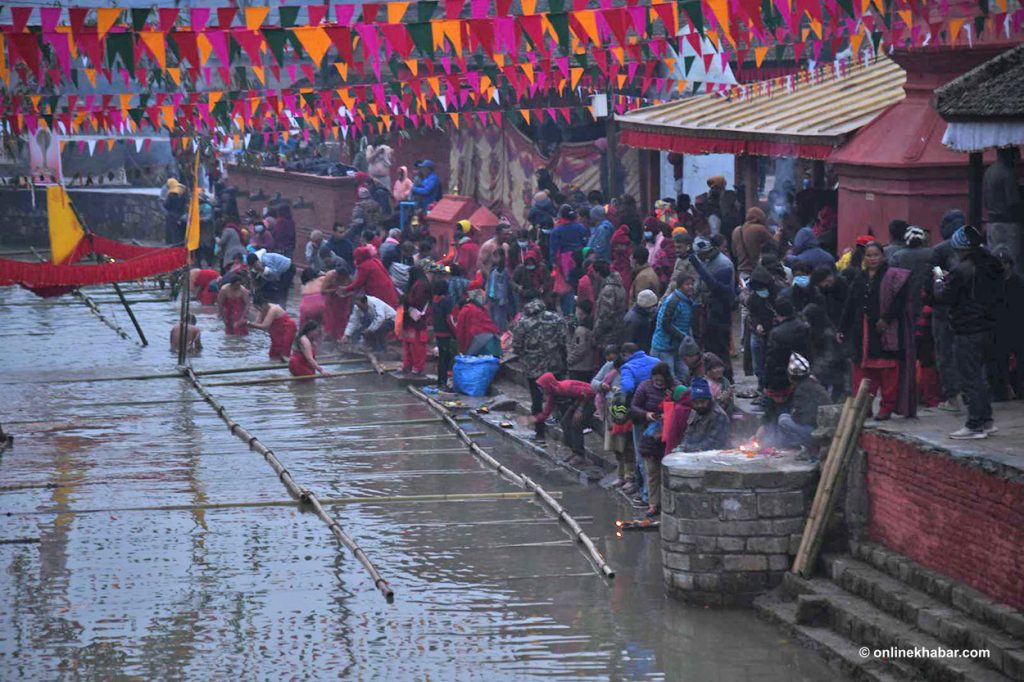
[177,268,191,366]
[112,281,148,346]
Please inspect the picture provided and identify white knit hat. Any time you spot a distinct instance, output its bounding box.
[904,225,927,246]
[637,289,658,309]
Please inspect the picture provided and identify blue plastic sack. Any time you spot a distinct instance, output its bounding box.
[452,354,500,397]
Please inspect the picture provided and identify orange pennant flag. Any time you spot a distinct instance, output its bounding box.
[576,11,601,45]
[754,46,770,67]
[706,0,730,42]
[252,65,266,84]
[897,9,913,28]
[809,18,823,39]
[405,59,418,76]
[850,31,865,55]
[441,20,462,53]
[570,67,583,90]
[208,91,223,112]
[334,62,349,81]
[387,2,410,23]
[162,106,175,131]
[427,76,442,97]
[521,0,538,15]
[521,63,535,84]
[197,33,213,66]
[245,7,270,30]
[97,8,123,39]
[106,139,115,152]
[294,27,331,66]
[448,112,460,129]
[167,67,181,86]
[119,94,132,114]
[186,153,201,251]
[493,54,505,67]
[84,68,97,87]
[520,109,531,124]
[140,31,167,69]
[0,35,8,87]
[948,17,966,42]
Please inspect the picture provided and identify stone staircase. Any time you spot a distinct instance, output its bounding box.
[755,540,1024,681]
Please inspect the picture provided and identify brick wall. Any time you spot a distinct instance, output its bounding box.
[862,431,1024,610]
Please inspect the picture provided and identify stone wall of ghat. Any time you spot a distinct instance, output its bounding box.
[0,188,165,247]
[861,430,1024,610]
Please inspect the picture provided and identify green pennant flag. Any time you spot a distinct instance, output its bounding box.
[212,101,230,128]
[549,0,566,12]
[835,0,855,17]
[106,32,135,70]
[301,92,318,108]
[407,22,434,57]
[262,28,289,65]
[870,30,883,53]
[279,6,300,28]
[286,29,304,56]
[128,108,145,127]
[683,54,696,77]
[228,33,241,64]
[680,0,703,34]
[548,13,571,53]
[417,1,439,23]
[40,113,53,129]
[47,95,59,113]
[131,8,151,31]
[574,52,588,69]
[139,93,150,108]
[973,14,986,36]
[761,0,779,30]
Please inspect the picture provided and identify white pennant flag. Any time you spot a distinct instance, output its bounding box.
[134,137,144,152]
[86,139,97,156]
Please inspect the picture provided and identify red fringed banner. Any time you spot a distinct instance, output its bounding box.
[0,234,186,292]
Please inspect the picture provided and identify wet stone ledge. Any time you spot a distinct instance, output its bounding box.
[660,450,819,607]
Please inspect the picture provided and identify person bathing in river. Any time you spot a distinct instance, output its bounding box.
[298,267,326,328]
[190,267,220,306]
[169,314,202,353]
[289,320,329,377]
[216,271,251,336]
[249,296,297,361]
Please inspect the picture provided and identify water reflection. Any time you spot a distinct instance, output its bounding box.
[0,285,835,680]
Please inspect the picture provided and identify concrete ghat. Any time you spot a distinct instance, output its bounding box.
[661,449,818,607]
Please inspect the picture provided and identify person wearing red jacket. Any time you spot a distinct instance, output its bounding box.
[611,224,633,293]
[401,266,432,375]
[344,245,399,308]
[455,289,500,356]
[534,372,596,465]
[442,220,481,276]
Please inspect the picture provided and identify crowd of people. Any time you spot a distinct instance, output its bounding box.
[176,158,1022,519]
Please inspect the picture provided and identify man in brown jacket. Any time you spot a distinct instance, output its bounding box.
[629,246,661,305]
[731,207,772,276]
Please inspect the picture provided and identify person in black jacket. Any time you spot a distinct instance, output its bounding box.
[934,226,1005,439]
[747,266,778,390]
[988,248,1024,401]
[764,296,810,395]
[431,278,456,390]
[778,261,825,316]
[811,265,848,329]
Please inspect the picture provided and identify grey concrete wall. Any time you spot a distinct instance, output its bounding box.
[0,188,164,247]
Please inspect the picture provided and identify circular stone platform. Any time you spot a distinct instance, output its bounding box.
[660,449,819,606]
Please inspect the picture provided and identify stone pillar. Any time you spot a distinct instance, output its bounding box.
[661,450,819,606]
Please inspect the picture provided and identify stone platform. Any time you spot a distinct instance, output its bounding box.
[660,448,818,607]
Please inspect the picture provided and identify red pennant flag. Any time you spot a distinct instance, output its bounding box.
[11,7,33,32]
[601,8,630,46]
[362,4,382,23]
[217,7,238,28]
[446,0,466,19]
[76,31,106,70]
[324,26,353,64]
[308,6,328,26]
[172,31,201,69]
[519,15,547,53]
[158,8,180,32]
[70,8,90,34]
[497,0,514,15]
[380,25,414,58]
[233,29,264,65]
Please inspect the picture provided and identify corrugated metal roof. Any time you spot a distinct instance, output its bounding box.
[618,55,906,149]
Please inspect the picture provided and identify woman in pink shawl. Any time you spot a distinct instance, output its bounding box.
[393,165,414,202]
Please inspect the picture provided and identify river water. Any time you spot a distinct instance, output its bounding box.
[0,283,837,680]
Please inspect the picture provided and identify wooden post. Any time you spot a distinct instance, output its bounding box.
[112,282,148,346]
[177,268,191,366]
[605,91,619,197]
[968,151,984,227]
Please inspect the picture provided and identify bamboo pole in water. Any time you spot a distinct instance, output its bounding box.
[183,367,394,602]
[12,359,368,386]
[204,368,376,387]
[407,385,616,580]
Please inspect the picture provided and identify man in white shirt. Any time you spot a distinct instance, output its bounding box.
[247,251,295,306]
[343,294,396,352]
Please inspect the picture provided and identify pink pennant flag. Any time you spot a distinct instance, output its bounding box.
[40,7,62,32]
[471,0,490,19]
[206,30,231,68]
[335,5,357,25]
[191,8,212,29]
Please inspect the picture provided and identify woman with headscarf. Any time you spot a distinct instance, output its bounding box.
[456,289,501,356]
[393,166,414,202]
[840,241,916,420]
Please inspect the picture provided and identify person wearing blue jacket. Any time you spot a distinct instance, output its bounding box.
[586,205,614,261]
[548,204,589,265]
[618,341,662,506]
[651,275,695,379]
[785,226,835,271]
[411,160,441,210]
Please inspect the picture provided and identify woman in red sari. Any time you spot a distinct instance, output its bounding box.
[298,268,326,328]
[190,268,220,306]
[289,321,328,377]
[215,272,250,336]
[400,266,432,375]
[321,265,354,343]
[249,296,297,361]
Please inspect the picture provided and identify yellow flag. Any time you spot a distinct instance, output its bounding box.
[186,154,201,252]
[47,185,85,264]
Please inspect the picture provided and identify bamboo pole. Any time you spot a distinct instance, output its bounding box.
[8,491,556,515]
[408,385,615,580]
[177,269,190,365]
[183,367,394,602]
[204,368,376,387]
[792,380,872,577]
[1,297,172,307]
[520,474,616,579]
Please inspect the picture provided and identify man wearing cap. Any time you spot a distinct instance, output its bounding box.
[933,225,1004,439]
[680,377,730,452]
[689,236,736,380]
[624,289,659,352]
[445,219,480,276]
[411,160,441,209]
[650,276,695,378]
[758,353,831,449]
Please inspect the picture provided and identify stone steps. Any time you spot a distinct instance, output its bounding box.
[823,553,1024,680]
[850,540,1024,641]
[771,573,1014,681]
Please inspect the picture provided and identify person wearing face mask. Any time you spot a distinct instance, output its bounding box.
[511,246,553,310]
[810,265,848,329]
[250,220,275,252]
[680,377,731,452]
[642,217,665,262]
[746,266,777,391]
[779,261,825,313]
